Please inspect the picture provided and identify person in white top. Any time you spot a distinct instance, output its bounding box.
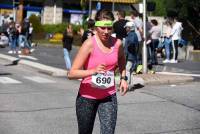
[162,20,173,63]
[28,23,33,44]
[148,19,161,65]
[130,11,143,42]
[130,10,143,65]
[170,19,183,63]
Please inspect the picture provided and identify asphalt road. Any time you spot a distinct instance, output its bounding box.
[0,58,200,134]
[0,45,77,70]
[1,45,200,75]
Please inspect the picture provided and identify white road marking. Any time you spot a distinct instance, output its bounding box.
[157,72,200,77]
[24,76,55,83]
[18,55,38,61]
[0,77,22,84]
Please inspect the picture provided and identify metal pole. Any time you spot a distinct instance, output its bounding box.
[89,0,92,18]
[112,1,115,12]
[13,0,15,21]
[142,0,147,73]
[53,2,56,24]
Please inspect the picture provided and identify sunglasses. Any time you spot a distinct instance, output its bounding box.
[99,27,113,30]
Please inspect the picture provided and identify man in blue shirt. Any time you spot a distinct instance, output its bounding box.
[124,21,139,86]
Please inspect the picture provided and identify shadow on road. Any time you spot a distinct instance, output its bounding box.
[4,59,20,66]
[0,73,12,76]
[128,83,144,92]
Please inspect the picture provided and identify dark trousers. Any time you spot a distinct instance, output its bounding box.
[149,39,159,65]
[76,94,117,134]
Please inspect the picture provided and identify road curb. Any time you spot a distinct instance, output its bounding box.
[115,73,194,86]
[0,54,195,84]
[137,73,194,85]
[154,65,191,73]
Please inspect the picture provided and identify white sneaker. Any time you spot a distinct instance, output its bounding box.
[8,50,13,54]
[30,48,35,53]
[18,50,21,54]
[163,59,170,63]
[170,59,178,63]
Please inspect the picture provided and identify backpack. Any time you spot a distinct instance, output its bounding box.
[9,27,18,37]
[22,21,30,34]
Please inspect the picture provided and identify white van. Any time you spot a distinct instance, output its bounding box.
[0,33,9,48]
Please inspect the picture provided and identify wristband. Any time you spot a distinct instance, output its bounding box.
[120,76,128,81]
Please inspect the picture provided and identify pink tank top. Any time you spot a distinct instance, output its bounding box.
[79,36,119,99]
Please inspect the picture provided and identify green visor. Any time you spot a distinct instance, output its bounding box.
[95,20,113,27]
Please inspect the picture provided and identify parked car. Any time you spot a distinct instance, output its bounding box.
[0,33,9,48]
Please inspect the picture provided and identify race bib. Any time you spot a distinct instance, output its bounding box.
[91,71,114,89]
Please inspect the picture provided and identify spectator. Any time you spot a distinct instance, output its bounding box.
[148,19,161,65]
[130,10,143,65]
[22,18,30,39]
[18,22,34,54]
[62,24,73,70]
[1,20,9,36]
[28,23,33,45]
[124,21,139,86]
[113,10,128,42]
[81,19,95,43]
[170,18,183,63]
[162,20,173,63]
[7,22,18,54]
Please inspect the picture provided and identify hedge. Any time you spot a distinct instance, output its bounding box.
[29,14,86,41]
[42,23,83,35]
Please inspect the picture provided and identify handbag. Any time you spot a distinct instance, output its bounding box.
[157,40,164,48]
[178,38,188,47]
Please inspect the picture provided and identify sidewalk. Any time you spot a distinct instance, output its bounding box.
[0,45,197,85]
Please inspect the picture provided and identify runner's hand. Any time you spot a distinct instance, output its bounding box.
[93,64,106,74]
[119,79,128,96]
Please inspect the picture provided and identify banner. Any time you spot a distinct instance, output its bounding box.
[26,11,40,18]
[70,14,83,25]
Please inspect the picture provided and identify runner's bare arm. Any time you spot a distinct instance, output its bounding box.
[67,39,93,79]
[67,38,105,79]
[117,40,128,95]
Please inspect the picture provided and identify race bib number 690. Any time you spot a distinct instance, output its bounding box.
[91,71,114,89]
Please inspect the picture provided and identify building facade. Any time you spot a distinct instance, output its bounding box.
[0,0,139,25]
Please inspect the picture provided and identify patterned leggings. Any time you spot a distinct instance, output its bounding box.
[76,94,118,134]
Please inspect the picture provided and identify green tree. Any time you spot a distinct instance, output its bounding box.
[29,14,44,33]
[148,0,199,19]
[163,0,200,41]
[164,0,199,28]
[80,0,87,10]
[29,14,45,39]
[163,0,199,19]
[146,0,199,41]
[151,0,167,16]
